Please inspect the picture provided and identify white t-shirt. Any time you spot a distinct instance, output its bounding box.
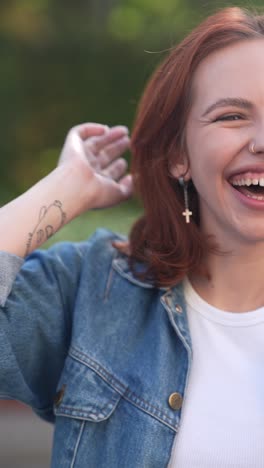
[168,278,264,468]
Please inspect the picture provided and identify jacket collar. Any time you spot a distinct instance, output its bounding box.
[112,251,192,353]
[112,252,166,290]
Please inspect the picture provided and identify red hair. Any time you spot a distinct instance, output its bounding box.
[117,7,264,287]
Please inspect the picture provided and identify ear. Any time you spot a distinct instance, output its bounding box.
[170,162,191,181]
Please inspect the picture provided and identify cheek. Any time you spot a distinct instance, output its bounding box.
[188,141,221,182]
[187,142,228,203]
[188,128,242,182]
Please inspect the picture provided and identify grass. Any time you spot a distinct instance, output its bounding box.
[44,199,142,249]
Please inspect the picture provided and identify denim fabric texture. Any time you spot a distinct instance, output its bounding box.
[0,229,192,468]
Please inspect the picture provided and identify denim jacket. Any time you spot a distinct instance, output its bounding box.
[0,229,192,468]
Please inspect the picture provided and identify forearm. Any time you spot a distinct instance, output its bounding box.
[0,164,92,258]
[0,123,132,258]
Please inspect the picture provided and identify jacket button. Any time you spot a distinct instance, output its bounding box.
[175,304,182,313]
[168,392,183,410]
[54,384,66,407]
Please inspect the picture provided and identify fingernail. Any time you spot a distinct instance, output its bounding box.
[116,125,129,133]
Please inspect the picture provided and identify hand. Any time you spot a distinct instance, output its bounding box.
[58,123,133,210]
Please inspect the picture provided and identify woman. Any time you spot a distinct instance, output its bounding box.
[1,6,264,467]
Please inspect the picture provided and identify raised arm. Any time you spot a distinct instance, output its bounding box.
[0,122,132,417]
[0,123,133,258]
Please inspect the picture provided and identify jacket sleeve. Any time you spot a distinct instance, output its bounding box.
[0,240,87,422]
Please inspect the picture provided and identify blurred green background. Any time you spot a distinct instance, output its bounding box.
[0,0,262,244]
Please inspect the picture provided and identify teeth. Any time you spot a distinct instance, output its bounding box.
[246,193,264,200]
[231,177,264,186]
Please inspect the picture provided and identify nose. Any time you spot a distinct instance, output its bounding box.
[249,121,264,155]
[249,140,264,155]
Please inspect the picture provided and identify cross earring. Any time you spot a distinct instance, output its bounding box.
[178,177,192,223]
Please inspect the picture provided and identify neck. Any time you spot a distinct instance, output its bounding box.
[190,243,264,312]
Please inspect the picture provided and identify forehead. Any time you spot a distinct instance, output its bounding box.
[191,39,264,107]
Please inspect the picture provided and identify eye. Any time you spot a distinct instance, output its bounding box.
[214,114,243,122]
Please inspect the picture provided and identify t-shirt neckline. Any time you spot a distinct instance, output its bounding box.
[183,277,264,327]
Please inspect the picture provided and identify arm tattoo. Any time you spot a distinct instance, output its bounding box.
[24,200,67,257]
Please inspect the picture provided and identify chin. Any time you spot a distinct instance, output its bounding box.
[238,228,264,245]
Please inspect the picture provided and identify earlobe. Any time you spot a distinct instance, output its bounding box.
[170,164,191,181]
[169,146,191,181]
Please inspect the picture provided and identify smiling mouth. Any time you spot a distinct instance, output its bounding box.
[229,175,264,200]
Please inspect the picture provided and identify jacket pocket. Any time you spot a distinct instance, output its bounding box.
[53,354,122,422]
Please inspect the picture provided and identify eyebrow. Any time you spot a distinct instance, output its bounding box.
[202,97,253,117]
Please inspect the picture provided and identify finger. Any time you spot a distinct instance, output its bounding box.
[118,174,134,198]
[102,158,128,181]
[94,173,133,208]
[97,136,130,169]
[86,125,129,154]
[71,123,110,140]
